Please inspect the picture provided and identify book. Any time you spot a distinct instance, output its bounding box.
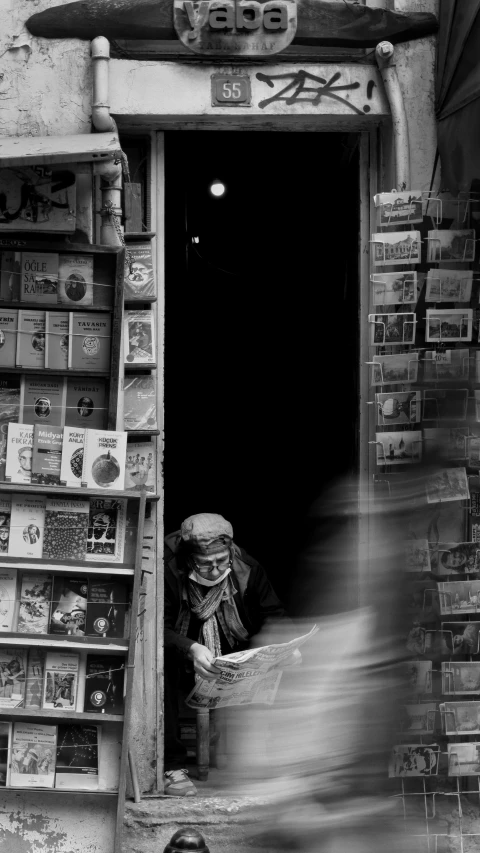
[42,652,79,710]
[86,498,127,564]
[42,499,89,561]
[31,425,63,486]
[55,724,99,790]
[0,648,26,709]
[20,376,66,428]
[82,429,127,490]
[68,312,112,372]
[17,574,52,634]
[0,376,21,426]
[0,309,17,366]
[8,495,45,559]
[58,254,93,306]
[0,249,20,300]
[20,252,58,303]
[124,309,155,364]
[0,567,16,631]
[16,310,45,368]
[84,654,124,714]
[0,722,11,786]
[125,441,156,491]
[50,577,88,636]
[59,426,85,488]
[25,649,46,709]
[65,379,107,430]
[86,580,126,638]
[5,423,33,484]
[45,311,68,369]
[124,241,155,299]
[124,375,157,430]
[10,723,57,788]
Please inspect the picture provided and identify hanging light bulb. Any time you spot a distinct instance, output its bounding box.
[209,180,226,198]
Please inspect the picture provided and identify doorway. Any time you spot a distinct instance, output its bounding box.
[164,130,360,600]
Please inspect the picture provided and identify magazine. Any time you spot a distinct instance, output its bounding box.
[10,723,57,788]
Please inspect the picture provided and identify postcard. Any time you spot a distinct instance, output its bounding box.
[371,272,418,306]
[405,539,431,573]
[424,349,470,381]
[438,580,480,615]
[426,467,469,504]
[469,437,480,470]
[374,190,423,226]
[405,660,432,695]
[422,388,468,422]
[406,579,438,622]
[475,355,480,385]
[399,703,436,735]
[425,269,473,303]
[376,391,420,425]
[448,742,480,776]
[406,623,429,656]
[427,229,476,263]
[369,313,416,346]
[433,542,480,576]
[441,662,480,695]
[423,428,468,461]
[439,622,480,655]
[406,501,466,568]
[426,309,473,343]
[389,745,439,778]
[475,390,480,422]
[372,231,421,266]
[375,430,422,465]
[371,352,419,386]
[441,702,480,735]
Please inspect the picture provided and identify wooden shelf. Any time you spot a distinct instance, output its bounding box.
[2,787,118,795]
[3,367,109,377]
[0,557,134,576]
[0,708,124,723]
[126,430,160,438]
[0,633,128,652]
[0,483,159,500]
[124,362,156,372]
[0,302,112,313]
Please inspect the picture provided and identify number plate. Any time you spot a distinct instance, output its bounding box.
[211,75,251,107]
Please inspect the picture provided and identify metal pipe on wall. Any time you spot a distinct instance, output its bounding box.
[375,41,411,191]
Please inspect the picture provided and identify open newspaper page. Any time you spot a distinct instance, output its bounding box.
[186,625,318,709]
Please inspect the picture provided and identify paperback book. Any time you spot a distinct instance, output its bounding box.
[0,249,20,300]
[124,309,155,364]
[42,652,79,710]
[84,654,124,714]
[43,498,89,561]
[31,424,63,485]
[68,312,111,372]
[125,441,156,491]
[55,724,99,790]
[81,429,127,491]
[124,375,157,430]
[20,376,66,428]
[45,311,68,370]
[25,649,46,709]
[124,241,155,299]
[86,498,127,564]
[65,379,107,430]
[16,310,45,368]
[0,648,26,709]
[59,426,85,488]
[8,494,45,559]
[20,252,58,303]
[86,580,126,638]
[0,380,20,479]
[17,574,52,634]
[0,309,17,366]
[10,723,56,788]
[0,566,16,630]
[58,254,93,306]
[0,723,10,786]
[50,577,88,636]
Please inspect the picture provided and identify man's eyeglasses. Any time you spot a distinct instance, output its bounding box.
[193,557,232,574]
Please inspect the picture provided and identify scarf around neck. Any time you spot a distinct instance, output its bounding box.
[178,571,249,659]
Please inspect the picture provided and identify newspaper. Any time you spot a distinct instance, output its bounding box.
[185,625,318,710]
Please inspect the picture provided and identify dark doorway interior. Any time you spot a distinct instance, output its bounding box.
[164,130,360,600]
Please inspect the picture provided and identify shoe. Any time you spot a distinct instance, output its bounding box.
[164,769,198,797]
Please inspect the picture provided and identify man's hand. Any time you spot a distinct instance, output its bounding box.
[188,643,221,680]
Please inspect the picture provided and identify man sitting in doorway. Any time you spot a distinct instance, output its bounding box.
[164,512,287,796]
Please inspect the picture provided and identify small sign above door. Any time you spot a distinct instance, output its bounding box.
[174,0,297,56]
[211,74,251,106]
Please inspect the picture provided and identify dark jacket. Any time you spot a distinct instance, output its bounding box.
[164,531,287,655]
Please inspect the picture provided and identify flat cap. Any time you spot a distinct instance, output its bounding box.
[180,513,233,554]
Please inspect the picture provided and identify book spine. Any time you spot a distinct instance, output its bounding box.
[67,313,73,369]
[81,429,90,487]
[18,376,25,424]
[25,649,46,709]
[15,310,22,367]
[45,311,50,369]
[76,651,87,712]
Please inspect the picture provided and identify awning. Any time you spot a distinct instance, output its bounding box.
[436,0,480,194]
[0,132,121,168]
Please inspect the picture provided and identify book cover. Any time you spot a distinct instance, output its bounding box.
[82,429,127,491]
[55,724,99,790]
[86,498,127,564]
[65,379,107,430]
[0,566,16,631]
[5,424,32,488]
[59,426,85,488]
[86,580,126,638]
[31,425,63,486]
[124,309,155,365]
[8,495,45,560]
[68,312,112,372]
[20,252,58,303]
[84,655,124,714]
[0,167,76,233]
[0,309,17,366]
[58,254,93,306]
[125,441,156,492]
[45,311,68,370]
[0,723,11,786]
[10,723,56,788]
[25,649,46,709]
[0,648,26,709]
[124,242,154,299]
[50,577,88,636]
[0,249,20,301]
[124,375,157,430]
[17,574,52,634]
[42,652,79,710]
[21,376,66,428]
[42,499,89,561]
[16,310,45,368]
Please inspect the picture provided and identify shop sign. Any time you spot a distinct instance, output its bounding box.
[174,0,297,56]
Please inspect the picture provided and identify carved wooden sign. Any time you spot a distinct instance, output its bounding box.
[174,0,297,56]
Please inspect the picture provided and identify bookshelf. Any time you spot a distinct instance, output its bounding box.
[0,235,149,853]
